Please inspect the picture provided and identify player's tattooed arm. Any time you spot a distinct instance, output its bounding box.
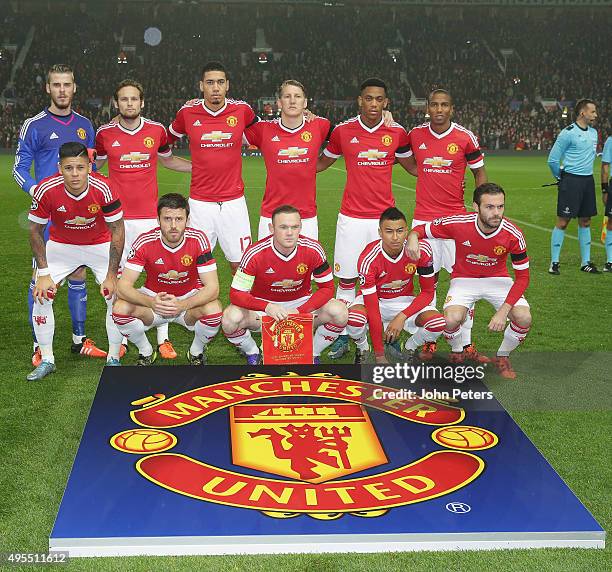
[29,222,56,301]
[472,165,488,187]
[102,218,125,298]
[397,155,417,176]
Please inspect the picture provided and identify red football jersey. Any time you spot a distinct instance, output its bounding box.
[168,99,257,202]
[95,118,172,220]
[323,116,411,218]
[244,117,331,218]
[420,213,529,279]
[125,227,217,297]
[29,173,122,245]
[407,122,484,220]
[233,235,333,302]
[358,239,434,299]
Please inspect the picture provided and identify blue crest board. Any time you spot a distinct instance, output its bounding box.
[50,365,604,557]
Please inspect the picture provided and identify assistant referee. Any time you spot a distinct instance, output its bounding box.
[547,98,600,274]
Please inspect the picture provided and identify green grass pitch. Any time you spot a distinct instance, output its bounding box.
[0,153,609,570]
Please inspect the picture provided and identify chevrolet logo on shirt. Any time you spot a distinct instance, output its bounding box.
[120,152,151,162]
[357,149,388,160]
[201,131,232,142]
[278,147,308,158]
[423,156,453,167]
[381,279,410,290]
[271,279,303,289]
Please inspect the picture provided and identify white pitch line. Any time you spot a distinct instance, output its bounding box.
[328,166,603,248]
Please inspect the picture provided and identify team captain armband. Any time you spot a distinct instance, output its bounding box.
[231,269,256,292]
[510,251,529,270]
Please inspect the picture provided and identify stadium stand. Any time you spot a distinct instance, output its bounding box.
[0,2,610,150]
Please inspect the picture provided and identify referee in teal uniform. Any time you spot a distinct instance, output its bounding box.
[547,98,599,274]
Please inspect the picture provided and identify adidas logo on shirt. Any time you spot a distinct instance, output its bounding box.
[265,267,275,274]
[193,120,202,126]
[50,132,59,140]
[462,240,471,246]
[155,258,164,265]
[57,205,66,212]
[419,143,427,150]
[350,137,360,144]
[112,140,121,147]
[271,135,280,142]
[380,271,387,277]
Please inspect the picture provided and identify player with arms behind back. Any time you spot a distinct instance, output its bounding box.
[27,142,125,380]
[14,64,102,366]
[112,194,222,366]
[222,205,348,364]
[347,208,445,364]
[316,77,413,359]
[168,61,258,273]
[598,133,612,272]
[407,183,532,379]
[401,88,488,362]
[96,79,192,359]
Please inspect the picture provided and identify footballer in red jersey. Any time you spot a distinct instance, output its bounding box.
[408,183,532,379]
[27,142,125,380]
[113,194,222,366]
[402,89,489,362]
[96,80,192,359]
[316,77,413,359]
[244,80,332,240]
[346,208,445,364]
[222,205,348,364]
[168,62,258,270]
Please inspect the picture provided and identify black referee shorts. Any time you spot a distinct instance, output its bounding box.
[557,173,597,219]
[605,187,612,218]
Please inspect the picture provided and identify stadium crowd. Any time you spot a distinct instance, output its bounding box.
[0,2,610,150]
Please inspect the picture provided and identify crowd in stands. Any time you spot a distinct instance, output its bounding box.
[0,2,610,151]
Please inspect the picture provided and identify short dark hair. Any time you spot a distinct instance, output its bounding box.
[201,61,227,79]
[271,204,300,221]
[574,98,596,118]
[360,77,387,95]
[59,141,88,161]
[380,207,407,225]
[277,79,306,99]
[157,193,189,217]
[428,88,452,105]
[47,64,74,84]
[473,183,505,206]
[114,79,144,101]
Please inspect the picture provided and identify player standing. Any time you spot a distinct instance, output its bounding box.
[601,134,612,272]
[400,89,488,362]
[14,64,103,365]
[244,80,332,240]
[547,99,600,274]
[347,208,445,364]
[222,205,348,364]
[112,194,222,365]
[95,79,192,359]
[168,61,258,273]
[27,143,125,380]
[407,183,532,379]
[316,78,412,359]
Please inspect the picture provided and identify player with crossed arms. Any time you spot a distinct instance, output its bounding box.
[346,207,446,364]
[27,142,125,380]
[96,79,192,360]
[112,194,222,366]
[406,183,532,379]
[222,205,348,364]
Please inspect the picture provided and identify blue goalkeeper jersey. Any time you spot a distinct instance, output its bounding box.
[13,108,95,195]
[547,122,598,179]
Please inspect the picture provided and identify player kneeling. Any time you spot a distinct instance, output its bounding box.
[407,183,532,379]
[27,142,125,380]
[112,194,222,365]
[347,208,445,364]
[222,205,348,364]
